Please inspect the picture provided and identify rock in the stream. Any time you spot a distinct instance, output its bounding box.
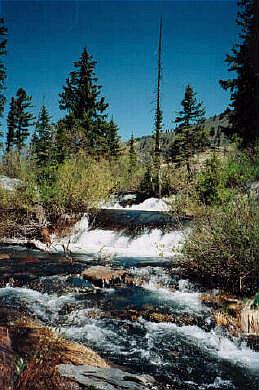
[82,266,128,287]
[58,364,156,390]
[90,307,201,327]
[0,253,10,260]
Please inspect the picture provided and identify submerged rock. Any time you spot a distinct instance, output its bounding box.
[87,307,201,328]
[58,364,156,390]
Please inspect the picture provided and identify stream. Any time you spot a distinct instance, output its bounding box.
[0,199,259,389]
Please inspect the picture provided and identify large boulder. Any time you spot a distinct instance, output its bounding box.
[0,175,23,191]
[248,181,259,200]
[58,364,156,390]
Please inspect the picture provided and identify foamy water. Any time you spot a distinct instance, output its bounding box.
[143,320,259,373]
[0,286,75,321]
[101,197,170,211]
[50,215,184,257]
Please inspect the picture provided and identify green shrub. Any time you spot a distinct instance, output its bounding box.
[195,146,259,206]
[221,146,259,190]
[109,155,145,193]
[196,153,221,205]
[43,153,116,215]
[180,195,259,293]
[0,154,39,212]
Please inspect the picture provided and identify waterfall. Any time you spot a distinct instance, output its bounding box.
[51,214,185,258]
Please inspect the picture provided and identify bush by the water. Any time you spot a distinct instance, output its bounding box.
[0,150,148,225]
[196,147,259,206]
[180,195,259,293]
[41,153,116,215]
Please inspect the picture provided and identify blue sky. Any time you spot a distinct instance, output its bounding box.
[1,0,238,139]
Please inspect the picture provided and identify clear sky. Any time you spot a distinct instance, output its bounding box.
[1,0,238,140]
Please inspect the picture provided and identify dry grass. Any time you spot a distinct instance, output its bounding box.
[213,310,240,336]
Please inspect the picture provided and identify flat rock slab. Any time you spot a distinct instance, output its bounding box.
[58,364,156,390]
[82,266,127,287]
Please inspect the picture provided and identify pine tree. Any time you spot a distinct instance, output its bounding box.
[175,84,205,127]
[171,85,207,171]
[128,131,137,176]
[59,48,108,120]
[220,0,258,144]
[0,18,7,148]
[106,119,120,158]
[10,88,35,152]
[32,105,53,166]
[59,48,109,155]
[140,164,154,197]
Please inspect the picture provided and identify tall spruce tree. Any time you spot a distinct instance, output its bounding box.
[6,88,35,153]
[0,18,7,148]
[59,48,109,155]
[220,0,258,144]
[15,88,35,152]
[128,131,137,176]
[106,119,120,158]
[175,84,205,127]
[171,85,207,171]
[32,105,53,166]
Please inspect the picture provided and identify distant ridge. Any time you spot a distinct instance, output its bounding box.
[129,110,231,162]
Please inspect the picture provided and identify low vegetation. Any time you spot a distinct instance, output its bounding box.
[180,194,259,294]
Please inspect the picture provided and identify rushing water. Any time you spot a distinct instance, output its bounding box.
[1,202,259,389]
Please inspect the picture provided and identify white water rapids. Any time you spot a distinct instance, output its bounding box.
[50,214,184,258]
